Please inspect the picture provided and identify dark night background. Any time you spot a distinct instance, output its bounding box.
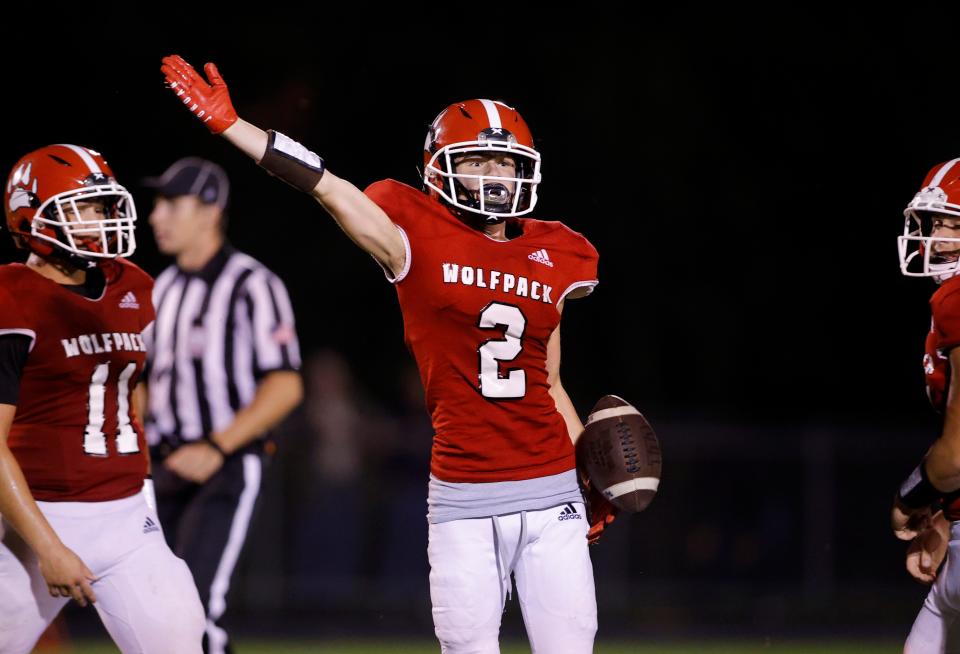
[4,4,959,645]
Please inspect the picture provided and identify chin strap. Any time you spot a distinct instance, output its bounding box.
[930,259,960,283]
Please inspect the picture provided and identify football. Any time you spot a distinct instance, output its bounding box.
[576,395,662,513]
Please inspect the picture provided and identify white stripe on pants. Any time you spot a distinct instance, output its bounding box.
[206,452,262,654]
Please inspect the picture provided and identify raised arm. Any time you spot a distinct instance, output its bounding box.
[160,55,406,276]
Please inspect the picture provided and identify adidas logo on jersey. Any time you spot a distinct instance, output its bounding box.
[142,516,160,534]
[558,503,582,521]
[528,249,554,267]
[119,292,139,310]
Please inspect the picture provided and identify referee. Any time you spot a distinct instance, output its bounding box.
[141,157,303,654]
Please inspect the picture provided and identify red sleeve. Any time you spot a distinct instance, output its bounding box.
[934,286,960,350]
[559,229,600,303]
[363,179,427,284]
[363,179,422,232]
[115,259,155,332]
[0,284,35,347]
[140,276,156,332]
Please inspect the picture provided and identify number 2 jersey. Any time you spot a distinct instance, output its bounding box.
[0,260,154,502]
[364,179,599,485]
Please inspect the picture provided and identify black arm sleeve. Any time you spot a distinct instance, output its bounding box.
[0,335,31,405]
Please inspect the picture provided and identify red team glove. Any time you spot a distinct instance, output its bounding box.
[582,474,619,545]
[161,54,238,134]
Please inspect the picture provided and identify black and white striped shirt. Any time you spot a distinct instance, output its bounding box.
[144,246,301,449]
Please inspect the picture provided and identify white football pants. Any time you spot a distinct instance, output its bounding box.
[906,521,960,653]
[0,487,205,654]
[428,502,598,654]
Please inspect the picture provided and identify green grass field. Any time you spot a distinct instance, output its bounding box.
[57,638,902,653]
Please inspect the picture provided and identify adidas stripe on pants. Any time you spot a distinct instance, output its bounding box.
[0,489,205,654]
[428,502,597,654]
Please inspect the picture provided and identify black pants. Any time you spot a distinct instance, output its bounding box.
[153,450,264,654]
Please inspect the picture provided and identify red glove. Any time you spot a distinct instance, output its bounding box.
[582,475,619,545]
[161,54,238,134]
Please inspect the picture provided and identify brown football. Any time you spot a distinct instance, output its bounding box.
[576,395,661,513]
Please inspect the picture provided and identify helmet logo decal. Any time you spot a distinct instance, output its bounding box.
[7,163,37,213]
[8,162,32,190]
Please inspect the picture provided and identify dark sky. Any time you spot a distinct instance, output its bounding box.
[3,6,958,428]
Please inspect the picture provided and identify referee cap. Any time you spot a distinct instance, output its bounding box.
[143,157,229,210]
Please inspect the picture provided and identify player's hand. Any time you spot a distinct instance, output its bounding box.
[37,543,98,607]
[906,510,950,585]
[161,54,238,134]
[163,441,224,484]
[893,498,933,541]
[582,476,619,545]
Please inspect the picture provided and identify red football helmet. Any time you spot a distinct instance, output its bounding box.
[900,158,960,281]
[4,144,136,262]
[423,99,541,222]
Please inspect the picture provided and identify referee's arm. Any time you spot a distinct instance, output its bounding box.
[209,267,304,454]
[210,370,302,455]
[148,370,302,484]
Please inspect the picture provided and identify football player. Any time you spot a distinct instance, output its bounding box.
[895,158,960,652]
[160,54,616,653]
[0,144,205,653]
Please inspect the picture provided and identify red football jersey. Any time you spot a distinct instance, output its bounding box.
[924,275,960,412]
[365,179,599,483]
[923,276,960,519]
[0,260,154,501]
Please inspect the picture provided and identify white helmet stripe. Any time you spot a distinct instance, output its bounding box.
[56,144,102,175]
[931,158,960,187]
[479,99,503,129]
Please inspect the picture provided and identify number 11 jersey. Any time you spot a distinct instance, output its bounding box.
[365,179,598,483]
[0,260,153,502]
